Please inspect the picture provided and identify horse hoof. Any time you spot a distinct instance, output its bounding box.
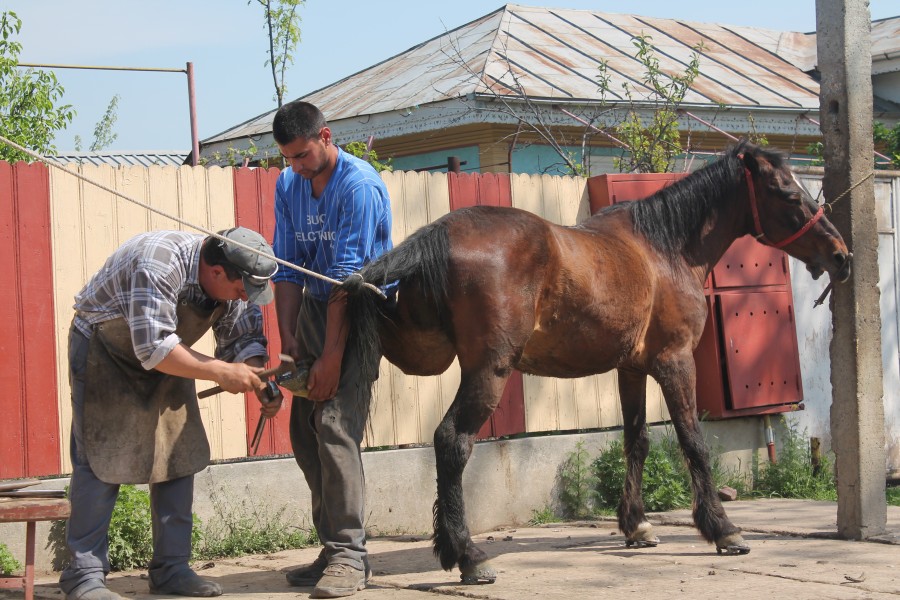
[460,561,497,584]
[716,533,750,555]
[625,521,659,548]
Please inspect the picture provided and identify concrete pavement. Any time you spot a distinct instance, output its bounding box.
[8,498,900,599]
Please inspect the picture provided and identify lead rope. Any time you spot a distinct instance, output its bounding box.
[0,134,386,299]
[810,171,873,308]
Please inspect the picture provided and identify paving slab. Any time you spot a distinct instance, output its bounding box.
[6,499,899,599]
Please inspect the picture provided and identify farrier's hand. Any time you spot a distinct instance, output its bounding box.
[307,351,342,402]
[254,383,284,418]
[213,362,264,395]
[279,334,303,364]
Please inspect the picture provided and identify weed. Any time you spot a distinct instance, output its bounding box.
[193,487,316,561]
[0,542,21,575]
[528,506,557,526]
[108,485,154,571]
[558,441,599,518]
[888,486,900,507]
[591,434,693,513]
[752,418,837,501]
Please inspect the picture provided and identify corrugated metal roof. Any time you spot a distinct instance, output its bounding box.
[202,4,897,148]
[50,151,189,167]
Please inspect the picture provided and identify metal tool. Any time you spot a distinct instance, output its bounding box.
[250,380,281,455]
[198,354,297,399]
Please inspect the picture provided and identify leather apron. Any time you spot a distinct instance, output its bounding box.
[83,298,225,484]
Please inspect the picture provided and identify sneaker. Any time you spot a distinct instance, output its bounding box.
[148,569,222,597]
[67,585,126,600]
[285,553,328,587]
[311,563,367,598]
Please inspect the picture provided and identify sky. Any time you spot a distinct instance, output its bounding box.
[5,0,897,153]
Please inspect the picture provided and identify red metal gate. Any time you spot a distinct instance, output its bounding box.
[0,162,61,477]
[587,173,803,419]
[448,172,527,439]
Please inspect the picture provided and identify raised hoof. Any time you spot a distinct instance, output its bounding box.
[625,521,659,548]
[460,561,497,585]
[716,533,751,555]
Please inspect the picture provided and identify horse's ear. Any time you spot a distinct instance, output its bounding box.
[737,145,760,175]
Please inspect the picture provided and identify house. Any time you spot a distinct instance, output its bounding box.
[199,4,899,173]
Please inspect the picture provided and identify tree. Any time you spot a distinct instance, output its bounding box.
[252,0,303,107]
[0,11,75,162]
[75,94,121,152]
[603,35,703,174]
[443,31,703,175]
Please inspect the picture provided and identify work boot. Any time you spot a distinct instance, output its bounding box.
[149,569,222,597]
[285,552,328,586]
[311,563,367,598]
[67,584,126,600]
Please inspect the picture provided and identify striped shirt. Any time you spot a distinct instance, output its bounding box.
[272,147,392,300]
[73,230,268,370]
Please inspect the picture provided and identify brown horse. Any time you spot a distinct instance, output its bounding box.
[341,142,850,583]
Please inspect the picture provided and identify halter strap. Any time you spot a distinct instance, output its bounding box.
[742,161,825,249]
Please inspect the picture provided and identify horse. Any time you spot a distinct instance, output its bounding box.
[340,141,851,583]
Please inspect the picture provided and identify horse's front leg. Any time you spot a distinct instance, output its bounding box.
[432,370,505,583]
[617,369,659,548]
[654,352,750,555]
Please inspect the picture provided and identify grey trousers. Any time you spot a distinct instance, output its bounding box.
[289,293,373,571]
[59,325,195,597]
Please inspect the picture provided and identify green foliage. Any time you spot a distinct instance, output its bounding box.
[592,438,627,509]
[193,488,315,560]
[252,0,304,106]
[74,94,121,152]
[0,542,21,575]
[887,486,900,507]
[528,505,557,525]
[0,11,75,162]
[874,121,900,169]
[107,485,154,571]
[343,141,393,172]
[751,418,837,501]
[558,441,599,518]
[592,433,692,513]
[598,35,703,173]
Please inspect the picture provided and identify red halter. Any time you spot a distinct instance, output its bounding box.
[743,163,825,249]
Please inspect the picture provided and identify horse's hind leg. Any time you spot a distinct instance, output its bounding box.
[617,369,659,548]
[432,371,505,584]
[655,353,750,555]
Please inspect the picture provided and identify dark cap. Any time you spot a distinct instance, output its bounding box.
[218,227,277,305]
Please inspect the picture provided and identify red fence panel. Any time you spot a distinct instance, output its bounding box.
[447,172,526,439]
[0,162,60,477]
[233,167,293,456]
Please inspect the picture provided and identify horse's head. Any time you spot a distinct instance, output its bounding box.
[736,143,851,283]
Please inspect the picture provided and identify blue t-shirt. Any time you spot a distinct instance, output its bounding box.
[272,147,393,301]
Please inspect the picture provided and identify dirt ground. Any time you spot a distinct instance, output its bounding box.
[7,499,900,600]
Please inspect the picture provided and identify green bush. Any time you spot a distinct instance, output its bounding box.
[558,441,599,518]
[108,485,154,571]
[592,434,692,513]
[0,542,22,575]
[752,419,837,501]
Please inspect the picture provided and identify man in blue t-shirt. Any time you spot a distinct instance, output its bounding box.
[271,100,392,598]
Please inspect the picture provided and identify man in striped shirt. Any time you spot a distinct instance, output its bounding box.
[272,101,392,598]
[60,228,280,600]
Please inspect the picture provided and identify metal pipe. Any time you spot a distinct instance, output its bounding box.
[763,415,777,464]
[186,62,199,166]
[18,62,185,73]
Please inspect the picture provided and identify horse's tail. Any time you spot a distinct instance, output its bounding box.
[341,220,451,382]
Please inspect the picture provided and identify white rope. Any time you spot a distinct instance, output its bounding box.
[0,134,386,298]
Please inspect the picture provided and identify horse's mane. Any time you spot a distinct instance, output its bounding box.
[602,141,787,261]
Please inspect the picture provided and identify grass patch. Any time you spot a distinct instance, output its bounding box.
[751,419,837,501]
[528,506,557,525]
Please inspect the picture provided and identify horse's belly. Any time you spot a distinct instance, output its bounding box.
[516,330,629,378]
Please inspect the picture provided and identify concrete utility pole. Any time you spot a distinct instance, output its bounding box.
[816,0,886,538]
